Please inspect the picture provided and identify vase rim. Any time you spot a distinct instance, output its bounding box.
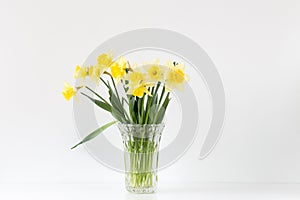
[117,122,165,127]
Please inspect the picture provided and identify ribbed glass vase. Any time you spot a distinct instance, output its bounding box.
[117,123,165,194]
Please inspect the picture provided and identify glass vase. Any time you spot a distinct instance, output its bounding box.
[117,123,164,194]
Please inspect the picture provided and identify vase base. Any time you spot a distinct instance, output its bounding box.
[126,186,156,194]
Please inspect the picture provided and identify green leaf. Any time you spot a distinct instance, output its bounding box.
[81,93,112,113]
[149,104,158,124]
[162,92,171,109]
[121,97,129,106]
[71,121,117,149]
[85,86,109,104]
[138,97,142,123]
[152,92,170,123]
[111,106,125,123]
[94,100,112,113]
[156,106,167,123]
[110,93,123,112]
[128,96,137,123]
[107,83,131,123]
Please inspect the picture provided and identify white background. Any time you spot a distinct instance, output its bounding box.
[1,0,300,190]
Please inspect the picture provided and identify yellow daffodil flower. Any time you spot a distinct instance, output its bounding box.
[110,57,127,81]
[143,60,164,82]
[74,65,88,79]
[97,52,113,68]
[62,82,76,101]
[88,65,94,76]
[124,65,145,85]
[147,65,165,82]
[131,84,152,98]
[165,61,188,90]
[129,71,145,84]
[82,52,113,84]
[88,65,104,84]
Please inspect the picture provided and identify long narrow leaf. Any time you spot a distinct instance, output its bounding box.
[153,92,170,123]
[71,121,117,149]
[156,106,167,123]
[128,96,136,123]
[85,86,109,104]
[111,106,126,123]
[108,88,130,123]
[81,92,112,113]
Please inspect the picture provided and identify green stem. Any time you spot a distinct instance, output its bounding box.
[144,83,161,124]
[158,85,166,105]
[100,77,109,88]
[140,96,145,124]
[127,138,156,189]
[110,76,121,103]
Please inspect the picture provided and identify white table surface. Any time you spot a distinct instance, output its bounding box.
[1,182,300,200]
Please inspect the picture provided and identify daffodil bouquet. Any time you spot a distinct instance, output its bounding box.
[63,52,188,193]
